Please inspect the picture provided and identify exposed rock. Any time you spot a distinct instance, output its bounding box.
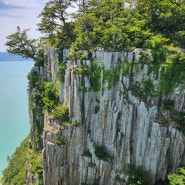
[29,47,185,185]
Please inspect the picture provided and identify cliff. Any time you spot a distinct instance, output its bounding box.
[28,47,185,185]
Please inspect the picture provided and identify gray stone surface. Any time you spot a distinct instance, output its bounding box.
[29,47,185,185]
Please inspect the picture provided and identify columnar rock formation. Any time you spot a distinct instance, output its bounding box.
[28,47,185,185]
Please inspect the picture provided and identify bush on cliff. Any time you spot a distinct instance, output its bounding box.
[168,167,185,185]
[52,104,69,122]
[43,82,59,113]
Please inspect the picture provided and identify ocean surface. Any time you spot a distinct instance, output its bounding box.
[0,61,34,178]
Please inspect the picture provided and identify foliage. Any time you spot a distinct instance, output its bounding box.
[160,50,185,94]
[138,51,153,64]
[75,64,89,75]
[137,0,185,47]
[37,0,76,48]
[88,162,96,168]
[29,150,43,184]
[32,109,44,151]
[142,78,155,96]
[163,99,185,132]
[63,121,79,128]
[129,78,155,101]
[6,0,185,60]
[123,164,149,185]
[1,136,30,185]
[55,60,66,82]
[94,105,100,114]
[168,167,185,185]
[83,150,92,157]
[67,45,88,62]
[103,66,120,89]
[6,26,44,65]
[90,59,101,91]
[28,70,46,111]
[43,82,59,113]
[5,0,185,184]
[54,136,67,145]
[94,146,110,161]
[27,70,46,150]
[52,104,69,122]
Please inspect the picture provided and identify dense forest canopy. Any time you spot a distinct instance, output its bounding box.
[6,0,185,60]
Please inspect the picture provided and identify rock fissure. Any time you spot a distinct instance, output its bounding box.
[27,47,185,184]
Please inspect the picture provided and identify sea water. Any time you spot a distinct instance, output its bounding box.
[0,61,34,178]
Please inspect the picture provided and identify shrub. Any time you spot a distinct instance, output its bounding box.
[75,64,89,75]
[43,82,59,113]
[94,146,110,161]
[163,99,175,111]
[30,151,43,183]
[52,104,69,122]
[88,162,96,168]
[94,105,100,114]
[90,60,101,91]
[54,136,67,145]
[63,121,79,128]
[71,121,79,127]
[168,167,185,185]
[83,150,92,157]
[123,164,149,185]
[138,51,153,64]
[55,61,66,82]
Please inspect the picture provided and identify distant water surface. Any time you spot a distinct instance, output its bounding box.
[0,61,34,178]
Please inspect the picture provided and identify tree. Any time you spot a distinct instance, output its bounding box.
[6,26,44,65]
[37,0,76,48]
[74,0,99,15]
[136,0,185,35]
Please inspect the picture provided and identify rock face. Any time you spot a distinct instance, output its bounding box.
[29,47,185,185]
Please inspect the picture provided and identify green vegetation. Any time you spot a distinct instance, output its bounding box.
[168,167,185,185]
[138,51,153,64]
[29,150,43,185]
[88,162,96,168]
[27,70,46,151]
[43,82,59,113]
[129,78,155,101]
[54,136,67,145]
[75,64,89,75]
[94,105,100,114]
[1,137,29,185]
[55,60,66,82]
[94,146,110,161]
[52,104,69,122]
[63,121,79,128]
[6,0,185,58]
[123,164,149,185]
[6,0,185,97]
[6,26,44,65]
[1,136,43,185]
[83,150,92,157]
[4,0,185,184]
[163,100,185,133]
[103,67,120,89]
[90,60,101,91]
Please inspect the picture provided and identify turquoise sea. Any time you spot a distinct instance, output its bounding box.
[0,61,34,178]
